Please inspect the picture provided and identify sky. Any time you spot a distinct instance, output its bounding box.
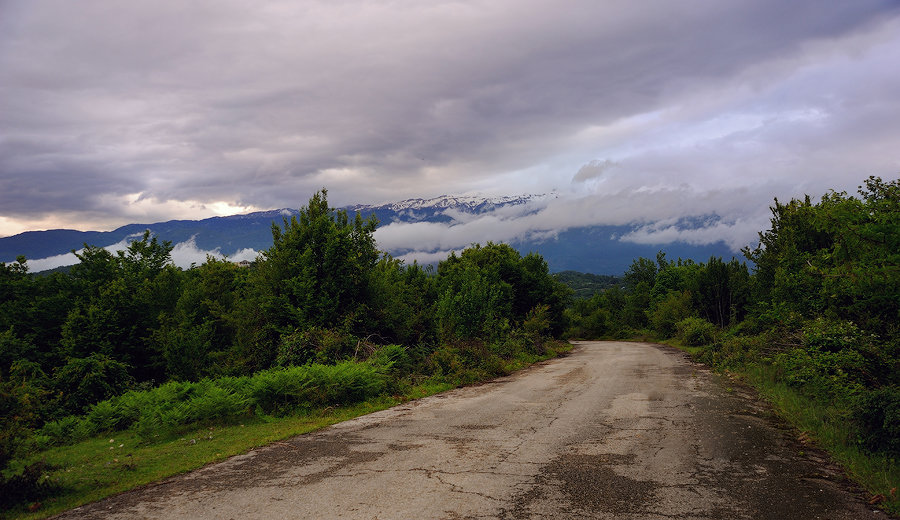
[2,0,899,259]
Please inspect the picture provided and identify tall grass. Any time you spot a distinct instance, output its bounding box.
[36,361,386,447]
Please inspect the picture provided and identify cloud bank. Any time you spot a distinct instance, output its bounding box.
[1,0,898,248]
[25,235,260,272]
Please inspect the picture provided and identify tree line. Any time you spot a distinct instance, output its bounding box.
[565,176,899,460]
[0,189,570,507]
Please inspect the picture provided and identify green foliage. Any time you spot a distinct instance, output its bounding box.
[275,327,353,367]
[52,354,135,415]
[0,362,58,509]
[773,346,867,401]
[367,344,411,376]
[691,257,750,328]
[648,290,694,338]
[63,232,180,382]
[185,386,250,424]
[35,361,385,448]
[363,259,435,346]
[154,257,246,380]
[624,257,657,290]
[436,266,509,341]
[523,304,551,336]
[435,243,569,342]
[801,317,865,353]
[0,461,57,510]
[239,189,379,371]
[84,400,122,434]
[1,188,578,513]
[746,176,899,336]
[623,281,651,328]
[552,271,622,299]
[676,317,717,346]
[853,386,900,456]
[249,362,385,415]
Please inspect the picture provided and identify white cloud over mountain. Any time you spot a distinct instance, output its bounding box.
[1,1,898,245]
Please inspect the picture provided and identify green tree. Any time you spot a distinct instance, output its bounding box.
[155,257,246,380]
[363,258,436,347]
[61,232,180,382]
[692,257,750,328]
[435,243,570,341]
[624,256,657,290]
[235,190,379,370]
[51,354,134,415]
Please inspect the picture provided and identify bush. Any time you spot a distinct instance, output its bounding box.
[186,386,250,423]
[0,461,57,510]
[51,354,135,415]
[648,291,693,338]
[250,362,384,415]
[276,328,353,366]
[676,317,717,346]
[802,318,864,352]
[773,346,867,401]
[37,416,85,446]
[853,386,900,456]
[85,400,122,434]
[368,344,410,375]
[522,305,551,336]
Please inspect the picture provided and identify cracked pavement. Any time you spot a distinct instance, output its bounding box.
[55,341,889,519]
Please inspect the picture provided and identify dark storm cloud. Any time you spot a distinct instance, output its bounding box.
[1,0,899,237]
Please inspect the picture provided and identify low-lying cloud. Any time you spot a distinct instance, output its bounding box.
[1,1,899,237]
[25,235,260,272]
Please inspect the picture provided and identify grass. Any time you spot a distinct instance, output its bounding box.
[660,338,900,515]
[7,344,570,519]
[8,396,409,520]
[744,363,900,514]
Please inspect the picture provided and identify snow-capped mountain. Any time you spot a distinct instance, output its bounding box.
[351,193,550,213]
[0,193,735,274]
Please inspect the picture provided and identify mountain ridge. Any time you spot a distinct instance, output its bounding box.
[0,194,737,274]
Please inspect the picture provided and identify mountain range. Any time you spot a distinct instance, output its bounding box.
[0,194,737,275]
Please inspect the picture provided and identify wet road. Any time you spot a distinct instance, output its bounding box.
[57,341,887,519]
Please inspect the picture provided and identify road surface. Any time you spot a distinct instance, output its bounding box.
[57,341,887,519]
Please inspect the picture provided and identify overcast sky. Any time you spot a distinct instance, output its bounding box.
[2,1,899,255]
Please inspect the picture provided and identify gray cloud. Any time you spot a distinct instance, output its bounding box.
[1,0,899,238]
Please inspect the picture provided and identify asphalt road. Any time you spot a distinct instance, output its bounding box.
[57,341,888,519]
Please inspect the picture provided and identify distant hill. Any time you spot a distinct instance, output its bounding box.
[0,195,738,275]
[553,271,623,299]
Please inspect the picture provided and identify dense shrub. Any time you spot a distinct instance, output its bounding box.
[249,362,383,414]
[802,318,865,353]
[0,461,57,510]
[37,362,385,445]
[368,344,410,375]
[52,354,135,415]
[772,345,867,401]
[853,386,900,456]
[276,328,354,366]
[676,317,717,346]
[648,291,693,338]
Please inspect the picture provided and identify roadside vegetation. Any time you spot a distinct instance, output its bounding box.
[0,190,571,517]
[564,176,899,513]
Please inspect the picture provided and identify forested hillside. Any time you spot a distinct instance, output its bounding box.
[551,271,622,299]
[565,176,899,509]
[0,190,571,512]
